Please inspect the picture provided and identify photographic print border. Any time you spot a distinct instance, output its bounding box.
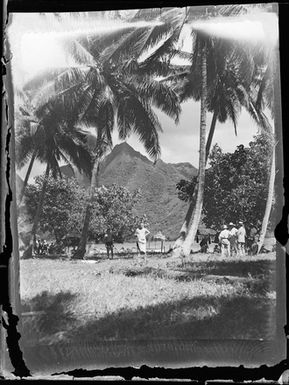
[1,0,288,381]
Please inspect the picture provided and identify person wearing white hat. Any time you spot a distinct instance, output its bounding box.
[228,222,238,257]
[218,224,231,258]
[237,221,246,257]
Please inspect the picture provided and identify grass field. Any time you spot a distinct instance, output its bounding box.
[20,252,276,346]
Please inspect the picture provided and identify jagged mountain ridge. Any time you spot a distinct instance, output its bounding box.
[68,142,197,239]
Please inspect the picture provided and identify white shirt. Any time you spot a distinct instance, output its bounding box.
[135,228,150,243]
[237,226,246,242]
[219,229,230,241]
[230,227,238,237]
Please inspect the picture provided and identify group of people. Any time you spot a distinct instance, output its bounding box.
[35,220,259,259]
[104,221,258,260]
[34,238,66,255]
[218,221,252,257]
[34,239,51,255]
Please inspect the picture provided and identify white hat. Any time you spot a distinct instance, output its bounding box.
[223,225,227,229]
[239,221,243,225]
[229,222,234,226]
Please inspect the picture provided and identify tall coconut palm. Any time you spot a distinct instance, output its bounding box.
[248,45,278,252]
[20,100,93,259]
[158,6,274,257]
[181,34,208,257]
[165,37,255,255]
[73,131,110,259]
[16,92,93,204]
[127,4,262,257]
[23,17,183,258]
[15,91,40,205]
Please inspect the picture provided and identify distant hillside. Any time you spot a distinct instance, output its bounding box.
[170,162,198,180]
[60,143,198,239]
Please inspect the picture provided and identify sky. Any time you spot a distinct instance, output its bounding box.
[7,9,277,181]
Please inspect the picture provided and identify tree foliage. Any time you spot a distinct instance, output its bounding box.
[177,134,274,230]
[89,184,142,242]
[24,176,87,243]
[24,177,142,244]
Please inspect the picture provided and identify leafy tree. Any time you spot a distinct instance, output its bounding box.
[89,184,141,242]
[177,134,273,231]
[24,176,88,245]
[16,94,93,259]
[24,177,142,247]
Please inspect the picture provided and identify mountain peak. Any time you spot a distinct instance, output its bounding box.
[103,142,152,167]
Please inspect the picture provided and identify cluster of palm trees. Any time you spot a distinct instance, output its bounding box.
[16,5,277,259]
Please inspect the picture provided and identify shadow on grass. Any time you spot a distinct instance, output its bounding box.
[66,295,275,342]
[21,291,78,343]
[122,261,275,296]
[121,260,275,279]
[179,259,276,278]
[124,266,168,278]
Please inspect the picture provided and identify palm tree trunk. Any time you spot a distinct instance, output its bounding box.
[257,143,275,253]
[182,41,207,257]
[172,109,217,255]
[205,111,218,160]
[73,157,100,259]
[18,150,37,205]
[22,162,50,259]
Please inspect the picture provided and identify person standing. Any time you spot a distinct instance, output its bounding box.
[228,222,238,257]
[200,234,210,253]
[219,225,231,258]
[247,223,258,255]
[237,221,246,257]
[104,228,114,259]
[135,222,150,262]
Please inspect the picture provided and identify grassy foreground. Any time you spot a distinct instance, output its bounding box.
[20,252,276,345]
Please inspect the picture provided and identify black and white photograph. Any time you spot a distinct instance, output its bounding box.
[1,2,287,378]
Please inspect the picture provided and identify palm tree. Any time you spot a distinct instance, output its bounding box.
[118,5,255,258]
[165,37,254,255]
[15,90,40,205]
[181,34,208,257]
[73,131,110,259]
[16,92,92,202]
[23,18,183,258]
[19,100,93,259]
[249,46,278,252]
[158,5,275,257]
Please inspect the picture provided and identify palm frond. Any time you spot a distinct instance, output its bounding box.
[60,38,97,66]
[131,8,162,21]
[99,28,146,64]
[57,132,93,178]
[33,67,90,109]
[225,96,240,136]
[131,100,161,160]
[111,78,161,160]
[23,68,68,92]
[141,9,186,65]
[84,28,135,59]
[137,59,172,77]
[132,22,173,59]
[247,98,272,135]
[131,76,181,123]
